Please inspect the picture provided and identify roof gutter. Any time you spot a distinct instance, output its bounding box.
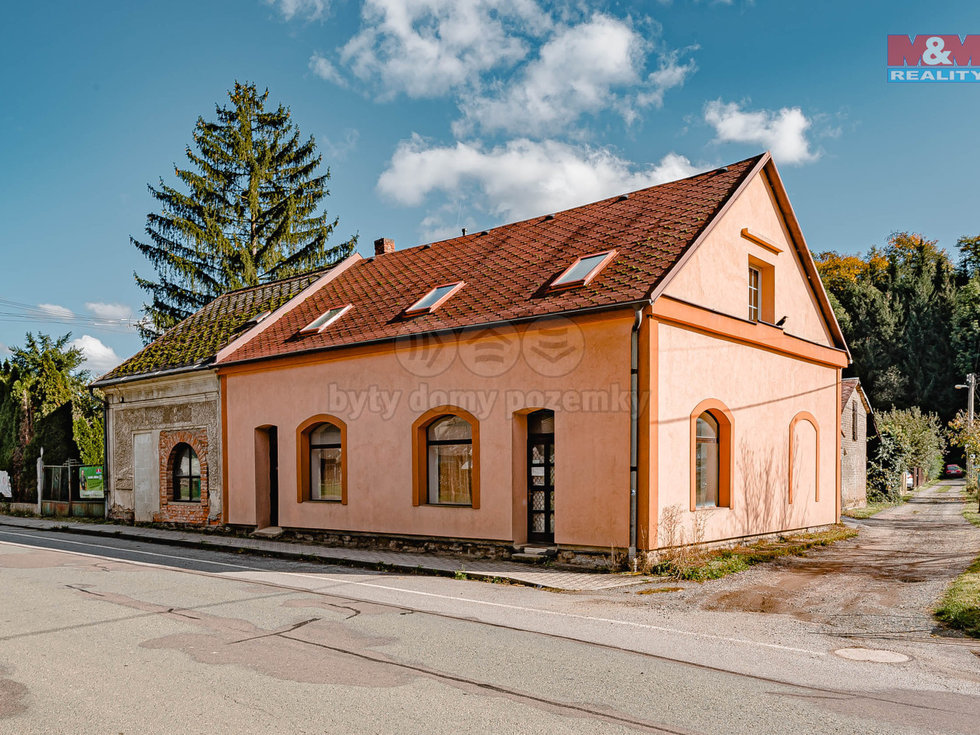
[89,360,214,389]
[215,298,654,370]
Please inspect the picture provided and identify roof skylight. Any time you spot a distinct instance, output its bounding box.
[405,282,464,316]
[549,250,617,291]
[300,304,352,334]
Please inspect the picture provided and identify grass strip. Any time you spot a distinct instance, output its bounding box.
[935,555,980,638]
[646,525,856,582]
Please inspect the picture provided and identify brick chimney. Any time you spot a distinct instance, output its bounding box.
[374,237,395,255]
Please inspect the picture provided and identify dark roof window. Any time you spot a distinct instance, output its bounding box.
[549,250,617,291]
[300,304,352,334]
[405,282,464,316]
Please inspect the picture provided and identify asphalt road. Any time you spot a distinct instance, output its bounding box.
[0,521,978,733]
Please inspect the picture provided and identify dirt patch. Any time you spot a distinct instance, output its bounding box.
[0,666,28,719]
[62,585,413,688]
[670,484,980,638]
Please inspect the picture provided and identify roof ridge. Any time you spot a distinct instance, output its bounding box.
[378,153,768,259]
[218,266,331,296]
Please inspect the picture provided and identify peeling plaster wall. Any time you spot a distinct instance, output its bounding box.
[104,371,221,523]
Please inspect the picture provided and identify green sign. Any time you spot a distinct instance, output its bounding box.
[79,466,104,499]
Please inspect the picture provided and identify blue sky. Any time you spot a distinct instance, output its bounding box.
[2,0,979,374]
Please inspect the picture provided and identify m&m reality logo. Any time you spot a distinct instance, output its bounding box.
[888,35,980,82]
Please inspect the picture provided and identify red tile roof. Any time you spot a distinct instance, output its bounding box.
[222,154,765,366]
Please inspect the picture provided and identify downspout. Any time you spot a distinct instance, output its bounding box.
[629,306,643,564]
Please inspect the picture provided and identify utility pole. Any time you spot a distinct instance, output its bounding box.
[956,373,977,503]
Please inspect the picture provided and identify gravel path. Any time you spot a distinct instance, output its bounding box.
[650,480,980,640]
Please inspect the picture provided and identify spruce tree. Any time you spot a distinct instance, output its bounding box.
[133,82,357,342]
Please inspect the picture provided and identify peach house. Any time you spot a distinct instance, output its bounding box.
[207,152,849,564]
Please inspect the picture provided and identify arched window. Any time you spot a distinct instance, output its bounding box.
[171,443,201,502]
[689,400,733,511]
[309,422,343,502]
[426,415,473,505]
[695,413,720,507]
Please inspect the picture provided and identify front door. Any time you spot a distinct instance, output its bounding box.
[268,427,279,527]
[527,410,555,543]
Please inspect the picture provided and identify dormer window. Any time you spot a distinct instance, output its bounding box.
[405,282,464,316]
[300,304,352,334]
[549,250,617,291]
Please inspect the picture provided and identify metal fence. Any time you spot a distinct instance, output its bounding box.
[42,464,73,502]
[38,462,104,518]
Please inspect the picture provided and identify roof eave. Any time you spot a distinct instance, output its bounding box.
[90,360,214,389]
[216,298,652,371]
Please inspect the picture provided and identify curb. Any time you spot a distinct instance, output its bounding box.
[0,517,575,591]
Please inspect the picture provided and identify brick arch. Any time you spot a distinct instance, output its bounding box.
[157,428,209,524]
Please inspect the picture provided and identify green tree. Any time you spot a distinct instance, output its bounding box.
[816,232,959,422]
[0,333,104,499]
[133,81,357,342]
[871,407,945,499]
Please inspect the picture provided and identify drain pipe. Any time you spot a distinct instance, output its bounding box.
[628,306,643,565]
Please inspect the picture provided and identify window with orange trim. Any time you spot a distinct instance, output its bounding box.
[296,416,348,504]
[411,407,481,508]
[689,401,733,511]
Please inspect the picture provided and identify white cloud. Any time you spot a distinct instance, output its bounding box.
[85,302,134,323]
[70,335,121,376]
[266,0,329,21]
[309,53,347,86]
[321,128,360,161]
[454,14,650,136]
[0,342,10,358]
[38,303,74,319]
[378,135,699,223]
[704,100,818,165]
[633,49,698,110]
[339,0,550,99]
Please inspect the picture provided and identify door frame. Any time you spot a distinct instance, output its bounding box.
[526,411,555,544]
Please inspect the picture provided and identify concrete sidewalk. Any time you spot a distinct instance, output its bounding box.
[0,514,647,592]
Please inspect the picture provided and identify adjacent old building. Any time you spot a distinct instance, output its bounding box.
[840,377,872,509]
[91,271,332,523]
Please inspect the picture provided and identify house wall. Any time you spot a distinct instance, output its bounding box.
[647,166,845,548]
[104,371,221,524]
[840,392,868,509]
[221,311,634,549]
[653,321,839,546]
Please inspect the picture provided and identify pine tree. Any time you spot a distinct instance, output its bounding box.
[133,82,357,342]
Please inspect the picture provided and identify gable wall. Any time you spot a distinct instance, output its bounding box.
[841,390,868,509]
[661,172,835,347]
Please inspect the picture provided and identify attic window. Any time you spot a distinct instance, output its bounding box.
[549,250,617,291]
[405,282,464,316]
[300,304,352,334]
[234,310,271,333]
